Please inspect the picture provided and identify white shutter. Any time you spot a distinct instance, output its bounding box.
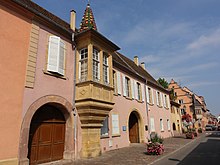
[160,119,164,131]
[151,89,155,104]
[47,36,60,73]
[163,94,167,108]
[146,86,150,103]
[131,79,135,99]
[160,92,163,107]
[122,75,126,96]
[167,96,170,109]
[112,114,120,135]
[167,119,171,130]
[142,84,145,102]
[156,91,159,106]
[117,72,121,95]
[134,81,138,100]
[58,40,65,75]
[150,117,155,132]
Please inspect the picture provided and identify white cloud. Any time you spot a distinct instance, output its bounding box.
[187,28,220,50]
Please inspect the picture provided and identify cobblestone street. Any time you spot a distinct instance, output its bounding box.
[72,134,200,165]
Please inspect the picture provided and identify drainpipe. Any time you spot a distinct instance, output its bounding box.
[70,9,77,160]
[145,80,150,141]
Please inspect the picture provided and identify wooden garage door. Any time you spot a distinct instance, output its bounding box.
[28,105,66,165]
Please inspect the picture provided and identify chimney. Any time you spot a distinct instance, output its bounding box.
[70,10,76,31]
[134,56,138,65]
[141,62,145,69]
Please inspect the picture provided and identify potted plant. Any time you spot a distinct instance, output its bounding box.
[192,128,198,137]
[198,128,202,133]
[146,133,164,155]
[185,129,196,139]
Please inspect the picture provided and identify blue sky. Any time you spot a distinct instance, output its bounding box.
[33,0,220,116]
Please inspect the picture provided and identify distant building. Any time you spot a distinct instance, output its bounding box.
[169,79,209,131]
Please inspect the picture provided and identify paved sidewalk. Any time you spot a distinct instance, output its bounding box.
[71,134,203,165]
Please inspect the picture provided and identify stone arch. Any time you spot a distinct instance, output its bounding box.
[127,109,144,143]
[18,95,74,165]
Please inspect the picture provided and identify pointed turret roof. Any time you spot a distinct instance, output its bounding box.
[79,3,97,32]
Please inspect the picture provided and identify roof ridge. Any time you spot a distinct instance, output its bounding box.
[115,52,139,74]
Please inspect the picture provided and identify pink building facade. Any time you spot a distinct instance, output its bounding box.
[100,54,149,152]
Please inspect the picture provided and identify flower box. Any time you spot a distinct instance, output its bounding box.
[146,142,164,155]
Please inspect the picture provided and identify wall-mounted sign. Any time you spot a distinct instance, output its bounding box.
[122,126,126,131]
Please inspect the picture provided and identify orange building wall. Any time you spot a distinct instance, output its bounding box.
[0,4,31,161]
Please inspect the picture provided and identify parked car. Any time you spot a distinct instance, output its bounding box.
[205,125,213,131]
[212,125,217,131]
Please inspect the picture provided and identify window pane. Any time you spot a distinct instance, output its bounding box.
[101,117,109,136]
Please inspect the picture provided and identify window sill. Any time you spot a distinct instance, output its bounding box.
[136,99,143,103]
[43,70,66,80]
[100,135,109,139]
[124,96,132,100]
[148,103,154,106]
[112,134,121,138]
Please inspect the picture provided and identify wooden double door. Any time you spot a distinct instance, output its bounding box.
[129,112,139,143]
[28,105,66,165]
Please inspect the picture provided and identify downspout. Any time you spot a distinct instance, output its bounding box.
[70,9,78,160]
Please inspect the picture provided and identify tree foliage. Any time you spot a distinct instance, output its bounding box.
[157,78,169,89]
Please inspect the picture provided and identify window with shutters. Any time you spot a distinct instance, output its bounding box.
[160,119,164,131]
[47,36,66,76]
[125,77,130,98]
[148,87,153,104]
[101,116,109,136]
[179,99,184,104]
[164,94,168,108]
[93,48,100,81]
[79,48,88,82]
[112,114,120,135]
[156,91,162,107]
[137,82,141,101]
[103,53,109,84]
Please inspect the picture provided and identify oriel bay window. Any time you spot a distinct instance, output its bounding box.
[79,48,88,82]
[93,48,100,81]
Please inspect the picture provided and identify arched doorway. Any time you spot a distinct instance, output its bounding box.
[28,104,66,165]
[173,123,176,131]
[129,112,139,143]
